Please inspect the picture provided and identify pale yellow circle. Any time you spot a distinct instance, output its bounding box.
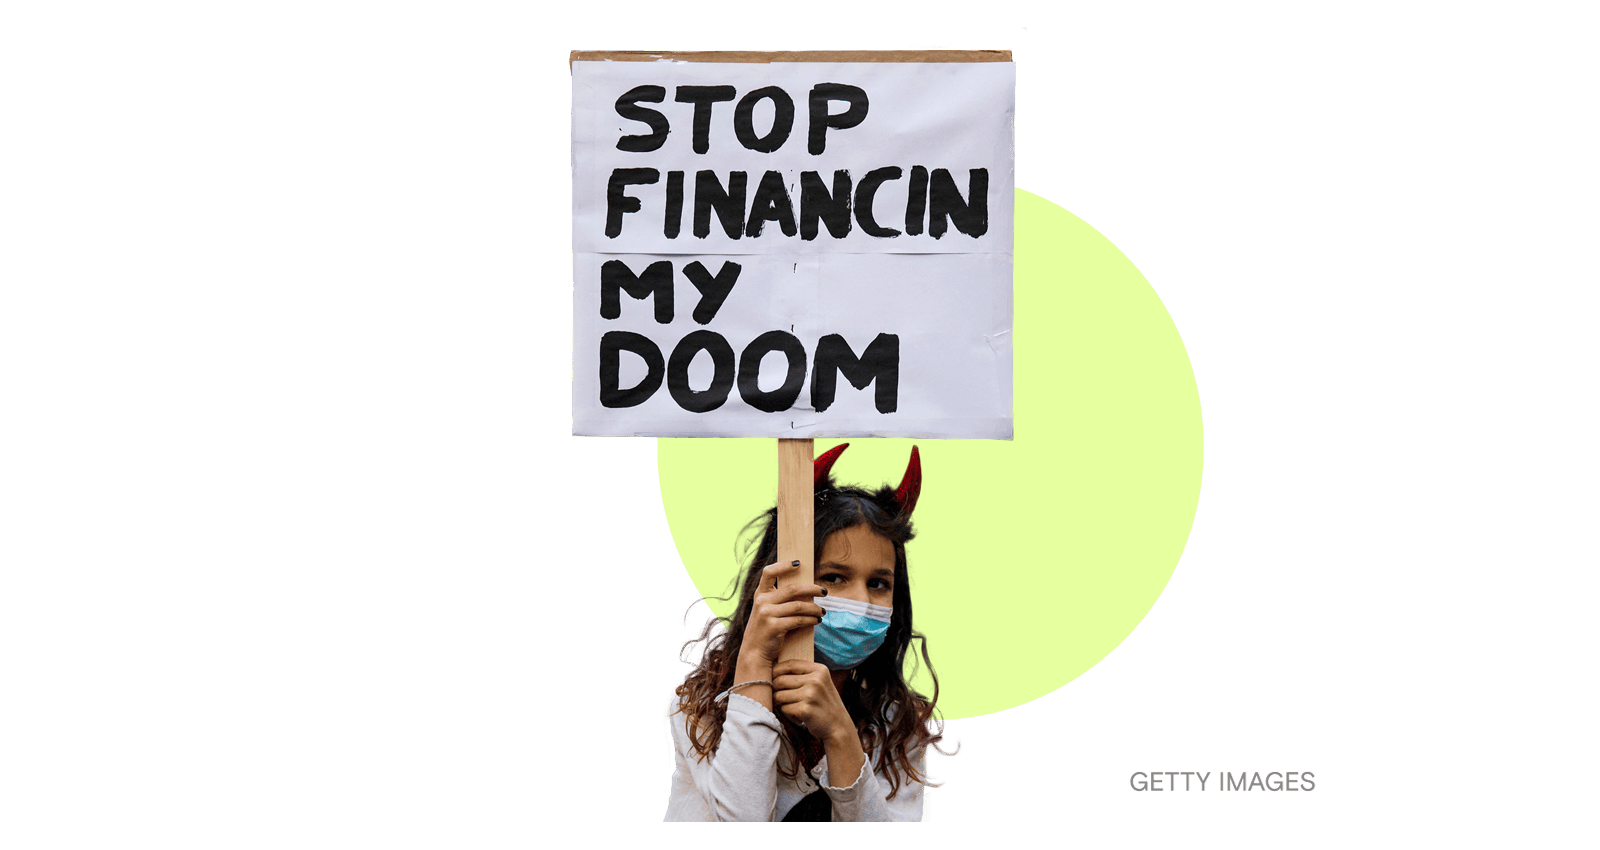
[659,190,1203,717]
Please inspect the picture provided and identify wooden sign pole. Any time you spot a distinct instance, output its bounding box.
[775,438,815,663]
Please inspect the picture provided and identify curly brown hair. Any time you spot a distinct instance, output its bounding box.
[674,471,944,799]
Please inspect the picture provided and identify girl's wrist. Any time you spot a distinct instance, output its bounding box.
[820,724,864,752]
[731,654,775,710]
[820,728,867,790]
[734,652,773,681]
[736,634,778,667]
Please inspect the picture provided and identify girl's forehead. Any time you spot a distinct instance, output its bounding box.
[820,524,895,569]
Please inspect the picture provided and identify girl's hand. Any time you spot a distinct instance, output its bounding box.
[771,659,855,745]
[738,561,826,666]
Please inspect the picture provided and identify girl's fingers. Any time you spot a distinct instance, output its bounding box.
[773,658,827,677]
[759,560,802,590]
[768,600,827,620]
[776,704,812,726]
[769,615,822,635]
[772,673,809,691]
[773,687,817,706]
[773,583,828,604]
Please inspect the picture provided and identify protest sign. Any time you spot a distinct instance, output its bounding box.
[571,52,1014,439]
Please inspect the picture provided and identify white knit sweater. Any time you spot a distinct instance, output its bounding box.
[663,693,926,821]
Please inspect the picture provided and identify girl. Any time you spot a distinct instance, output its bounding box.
[665,443,944,821]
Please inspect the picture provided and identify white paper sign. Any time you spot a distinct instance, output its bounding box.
[572,57,1013,439]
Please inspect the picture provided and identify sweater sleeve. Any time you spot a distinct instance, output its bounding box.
[822,744,926,822]
[668,693,783,822]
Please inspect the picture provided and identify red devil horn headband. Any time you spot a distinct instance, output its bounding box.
[895,445,922,516]
[812,443,922,517]
[813,442,850,484]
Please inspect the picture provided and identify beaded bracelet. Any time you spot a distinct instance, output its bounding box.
[714,679,773,702]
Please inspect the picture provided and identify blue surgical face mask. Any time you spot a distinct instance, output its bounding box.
[814,596,893,670]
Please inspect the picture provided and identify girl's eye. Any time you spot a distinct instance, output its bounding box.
[868,578,891,590]
[818,574,843,584]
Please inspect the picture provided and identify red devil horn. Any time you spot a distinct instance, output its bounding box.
[894,446,922,516]
[814,443,849,484]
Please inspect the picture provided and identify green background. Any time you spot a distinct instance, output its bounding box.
[9,3,1587,845]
